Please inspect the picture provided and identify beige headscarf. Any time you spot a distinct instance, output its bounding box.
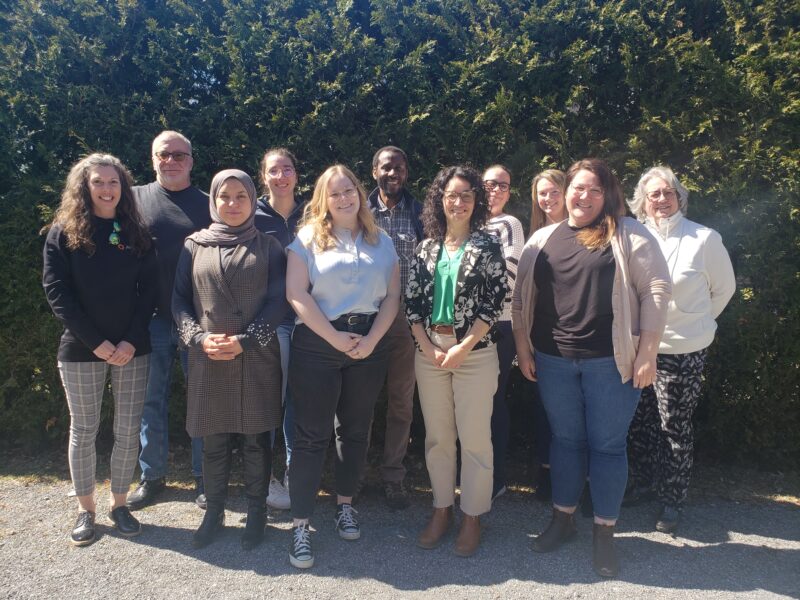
[189,169,258,246]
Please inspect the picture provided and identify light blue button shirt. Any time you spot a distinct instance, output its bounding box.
[288,224,398,323]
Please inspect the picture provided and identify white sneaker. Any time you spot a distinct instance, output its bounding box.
[267,476,291,510]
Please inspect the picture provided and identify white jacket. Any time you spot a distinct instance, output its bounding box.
[645,212,736,354]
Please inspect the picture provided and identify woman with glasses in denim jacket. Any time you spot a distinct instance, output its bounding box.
[512,158,670,578]
[407,165,508,558]
[285,165,400,569]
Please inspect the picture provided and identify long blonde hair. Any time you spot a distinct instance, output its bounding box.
[565,159,626,251]
[530,169,566,234]
[301,165,380,251]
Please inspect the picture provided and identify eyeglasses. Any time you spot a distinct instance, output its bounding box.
[483,180,510,192]
[329,188,358,202]
[154,151,191,162]
[267,166,296,177]
[646,188,677,201]
[443,190,476,203]
[570,185,604,198]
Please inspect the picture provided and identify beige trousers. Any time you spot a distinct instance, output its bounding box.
[415,332,499,516]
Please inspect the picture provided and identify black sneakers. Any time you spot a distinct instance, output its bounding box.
[289,523,314,569]
[335,503,360,540]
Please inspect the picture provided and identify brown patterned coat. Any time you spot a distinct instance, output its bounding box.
[172,232,287,437]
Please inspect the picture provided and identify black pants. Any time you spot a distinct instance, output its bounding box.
[203,431,271,510]
[288,320,389,519]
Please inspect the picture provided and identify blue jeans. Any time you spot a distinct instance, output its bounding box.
[138,315,203,480]
[535,350,642,520]
[276,321,295,467]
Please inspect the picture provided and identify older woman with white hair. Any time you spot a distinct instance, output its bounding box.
[625,166,735,534]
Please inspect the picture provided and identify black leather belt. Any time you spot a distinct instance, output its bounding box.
[332,313,377,327]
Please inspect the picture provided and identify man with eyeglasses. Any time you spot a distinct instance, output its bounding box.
[367,146,424,510]
[127,131,211,511]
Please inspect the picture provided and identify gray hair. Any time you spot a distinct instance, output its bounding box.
[151,130,193,154]
[629,165,689,221]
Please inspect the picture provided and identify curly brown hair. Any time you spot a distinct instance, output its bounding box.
[49,153,151,256]
[421,165,489,241]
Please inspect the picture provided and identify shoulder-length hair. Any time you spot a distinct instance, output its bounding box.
[259,147,298,197]
[301,165,379,251]
[48,153,151,256]
[565,158,626,251]
[530,169,566,234]
[421,165,489,241]
[628,165,689,222]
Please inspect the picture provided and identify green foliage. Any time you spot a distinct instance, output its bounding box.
[0,0,797,466]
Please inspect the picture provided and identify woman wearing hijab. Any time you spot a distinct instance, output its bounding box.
[172,169,288,550]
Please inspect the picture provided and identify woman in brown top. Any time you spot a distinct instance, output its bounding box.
[172,169,288,550]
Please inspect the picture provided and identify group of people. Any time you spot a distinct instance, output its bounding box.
[42,130,735,578]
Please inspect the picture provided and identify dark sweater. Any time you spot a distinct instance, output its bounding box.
[133,182,210,317]
[42,219,158,362]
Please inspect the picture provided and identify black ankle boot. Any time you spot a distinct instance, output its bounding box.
[241,501,266,551]
[192,507,224,549]
[531,508,577,552]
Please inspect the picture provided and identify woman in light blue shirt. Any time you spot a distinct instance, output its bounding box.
[285,165,400,569]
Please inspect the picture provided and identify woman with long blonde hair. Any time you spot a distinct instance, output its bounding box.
[285,165,400,569]
[530,169,567,234]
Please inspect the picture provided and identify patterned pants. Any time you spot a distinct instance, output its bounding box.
[58,356,150,496]
[627,349,708,508]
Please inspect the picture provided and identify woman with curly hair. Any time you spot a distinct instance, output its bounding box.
[285,165,400,569]
[42,153,157,546]
[512,158,670,577]
[406,165,508,557]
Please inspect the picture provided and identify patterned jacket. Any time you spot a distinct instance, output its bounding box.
[405,230,508,350]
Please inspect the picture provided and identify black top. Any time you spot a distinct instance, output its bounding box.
[42,219,158,362]
[133,182,211,317]
[532,221,616,358]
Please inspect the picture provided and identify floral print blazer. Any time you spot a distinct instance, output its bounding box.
[405,230,508,350]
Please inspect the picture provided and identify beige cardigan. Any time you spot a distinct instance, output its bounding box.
[511,217,672,383]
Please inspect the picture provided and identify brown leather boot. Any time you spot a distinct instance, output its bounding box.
[531,507,577,553]
[592,522,619,578]
[417,506,453,549]
[453,514,481,557]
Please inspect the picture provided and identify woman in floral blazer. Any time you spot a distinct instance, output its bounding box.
[406,165,507,557]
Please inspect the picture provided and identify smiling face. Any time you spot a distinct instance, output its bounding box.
[536,177,565,223]
[644,176,680,222]
[483,166,511,217]
[566,169,605,228]
[373,150,408,204]
[326,172,360,228]
[152,134,193,191]
[442,176,475,229]
[263,153,297,200]
[215,178,252,227]
[87,165,122,218]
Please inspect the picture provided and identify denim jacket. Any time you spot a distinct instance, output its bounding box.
[405,230,508,350]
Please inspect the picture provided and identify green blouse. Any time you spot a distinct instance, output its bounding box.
[431,243,465,324]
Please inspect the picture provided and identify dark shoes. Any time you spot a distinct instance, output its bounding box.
[194,477,207,510]
[417,506,453,549]
[592,523,619,578]
[241,502,266,551]
[109,506,142,537]
[70,511,96,546]
[192,509,225,549]
[453,514,481,557]
[532,508,577,553]
[384,481,410,510]
[126,478,166,511]
[656,504,680,534]
[289,523,314,569]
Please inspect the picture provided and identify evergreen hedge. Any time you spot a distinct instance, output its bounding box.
[1,0,797,466]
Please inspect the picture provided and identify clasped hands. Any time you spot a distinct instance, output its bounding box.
[202,333,244,360]
[422,341,469,369]
[93,340,136,366]
[330,330,376,360]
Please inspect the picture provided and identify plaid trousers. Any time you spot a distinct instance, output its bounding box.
[58,355,149,496]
